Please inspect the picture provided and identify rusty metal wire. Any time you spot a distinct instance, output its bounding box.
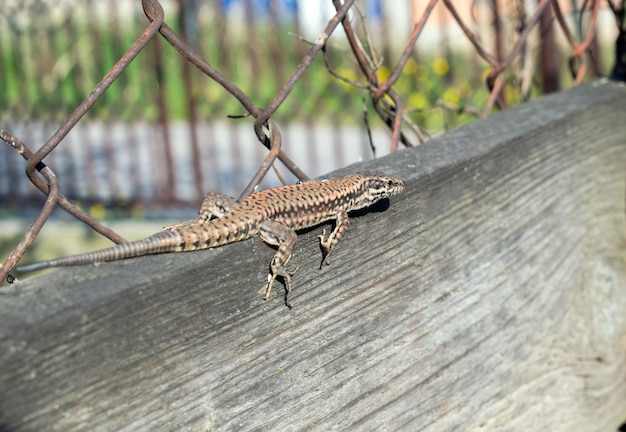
[0,129,128,279]
[0,0,617,282]
[325,0,608,150]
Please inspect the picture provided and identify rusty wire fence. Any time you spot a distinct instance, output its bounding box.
[1,0,624,281]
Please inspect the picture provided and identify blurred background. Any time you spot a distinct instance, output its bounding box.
[0,0,620,267]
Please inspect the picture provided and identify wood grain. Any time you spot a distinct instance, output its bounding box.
[1,81,625,431]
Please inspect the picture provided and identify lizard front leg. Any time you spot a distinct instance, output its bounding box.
[319,211,349,266]
[258,220,298,308]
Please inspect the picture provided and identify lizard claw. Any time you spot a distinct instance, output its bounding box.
[318,229,331,248]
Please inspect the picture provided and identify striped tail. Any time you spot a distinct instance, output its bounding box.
[16,230,184,272]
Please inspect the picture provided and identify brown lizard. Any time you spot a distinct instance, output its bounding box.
[17,172,405,307]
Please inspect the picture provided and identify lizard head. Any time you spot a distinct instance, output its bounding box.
[353,172,405,208]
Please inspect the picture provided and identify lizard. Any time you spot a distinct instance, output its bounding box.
[16,172,405,307]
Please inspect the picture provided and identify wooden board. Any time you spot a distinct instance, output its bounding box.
[1,81,626,431]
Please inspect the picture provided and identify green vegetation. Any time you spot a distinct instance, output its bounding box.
[0,5,493,134]
[1,4,614,136]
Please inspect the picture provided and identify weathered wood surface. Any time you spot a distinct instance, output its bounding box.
[1,81,626,431]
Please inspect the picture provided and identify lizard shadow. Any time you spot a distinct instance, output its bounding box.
[293,197,392,267]
[292,197,391,238]
[348,196,392,217]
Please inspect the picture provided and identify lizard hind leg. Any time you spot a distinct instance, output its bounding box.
[258,220,298,307]
[162,193,239,231]
[196,193,240,222]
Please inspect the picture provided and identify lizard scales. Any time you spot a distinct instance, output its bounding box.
[17,172,405,307]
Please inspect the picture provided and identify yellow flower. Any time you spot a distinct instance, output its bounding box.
[408,92,429,109]
[442,88,461,104]
[203,85,221,103]
[481,68,492,84]
[377,65,390,82]
[432,58,449,76]
[90,203,106,220]
[503,83,520,104]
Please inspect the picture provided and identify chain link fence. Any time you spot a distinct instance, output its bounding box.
[1,0,623,281]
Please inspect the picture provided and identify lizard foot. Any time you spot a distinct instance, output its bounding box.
[318,229,333,267]
[265,265,299,308]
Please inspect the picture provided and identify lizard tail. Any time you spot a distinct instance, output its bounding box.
[16,230,184,272]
